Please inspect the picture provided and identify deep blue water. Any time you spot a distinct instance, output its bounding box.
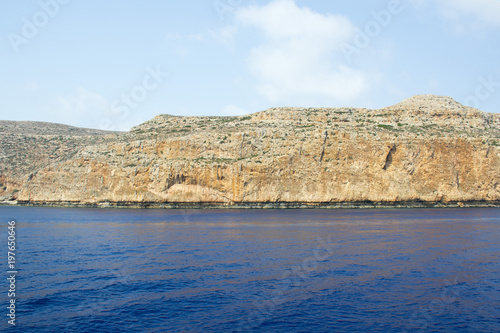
[0,207,499,332]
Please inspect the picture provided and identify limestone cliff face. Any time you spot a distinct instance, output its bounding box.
[2,95,500,207]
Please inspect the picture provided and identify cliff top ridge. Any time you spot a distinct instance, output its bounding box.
[387,94,467,111]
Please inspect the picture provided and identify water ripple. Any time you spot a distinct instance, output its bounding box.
[0,207,498,332]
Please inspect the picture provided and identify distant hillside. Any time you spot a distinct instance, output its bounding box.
[0,120,119,136]
[0,121,121,186]
[1,95,499,208]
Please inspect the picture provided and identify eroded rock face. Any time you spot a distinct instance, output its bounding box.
[1,95,500,206]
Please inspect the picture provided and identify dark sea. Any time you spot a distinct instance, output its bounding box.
[0,207,499,332]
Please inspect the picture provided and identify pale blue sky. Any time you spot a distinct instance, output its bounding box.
[1,0,499,130]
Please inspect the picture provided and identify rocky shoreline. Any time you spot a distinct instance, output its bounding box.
[3,200,499,210]
[1,95,499,206]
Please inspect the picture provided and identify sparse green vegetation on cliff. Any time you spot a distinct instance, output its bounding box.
[1,95,499,207]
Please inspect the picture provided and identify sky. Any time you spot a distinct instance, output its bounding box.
[1,0,499,131]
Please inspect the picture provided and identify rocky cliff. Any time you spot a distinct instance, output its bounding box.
[1,95,499,208]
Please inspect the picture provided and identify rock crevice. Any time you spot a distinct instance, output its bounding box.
[1,95,499,207]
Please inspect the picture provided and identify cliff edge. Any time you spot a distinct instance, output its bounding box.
[1,95,499,208]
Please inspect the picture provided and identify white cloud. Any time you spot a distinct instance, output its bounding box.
[436,0,500,28]
[165,33,205,42]
[165,32,205,58]
[443,0,500,25]
[233,0,369,105]
[211,25,238,44]
[222,104,248,116]
[49,87,111,129]
[56,87,109,115]
[24,81,40,92]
